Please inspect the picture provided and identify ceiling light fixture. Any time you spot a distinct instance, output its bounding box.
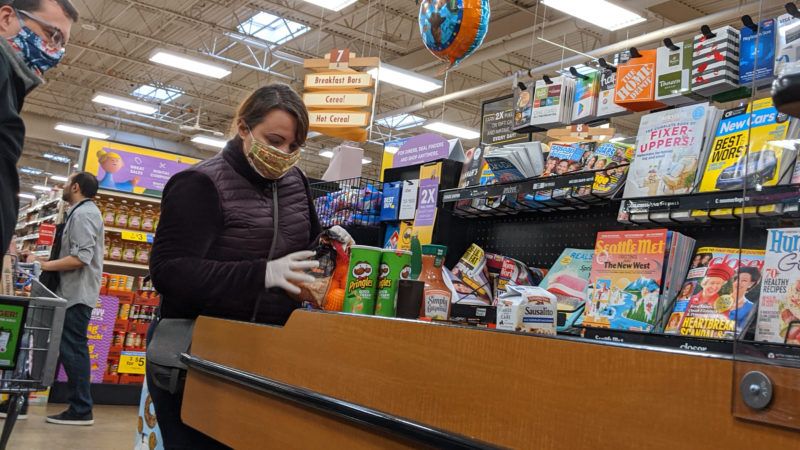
[32,185,51,192]
[54,123,110,139]
[19,166,43,176]
[191,135,227,149]
[43,153,72,164]
[92,93,158,115]
[50,175,69,183]
[368,64,442,93]
[18,193,36,200]
[149,50,231,79]
[423,121,480,140]
[361,157,372,165]
[542,0,646,31]
[319,150,334,158]
[300,0,357,11]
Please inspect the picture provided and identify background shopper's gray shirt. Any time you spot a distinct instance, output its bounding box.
[56,201,104,308]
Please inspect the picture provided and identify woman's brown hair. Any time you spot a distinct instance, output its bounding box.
[231,83,309,147]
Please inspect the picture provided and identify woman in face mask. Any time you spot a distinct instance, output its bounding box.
[148,84,350,449]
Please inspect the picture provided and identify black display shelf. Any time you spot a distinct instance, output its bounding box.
[48,382,142,406]
[618,183,800,219]
[439,165,628,217]
[579,327,733,355]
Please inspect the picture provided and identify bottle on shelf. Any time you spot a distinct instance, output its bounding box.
[419,245,452,320]
[103,235,110,260]
[122,239,137,263]
[135,243,150,265]
[108,237,124,261]
[115,200,129,229]
[128,202,142,230]
[102,198,117,227]
[141,205,156,232]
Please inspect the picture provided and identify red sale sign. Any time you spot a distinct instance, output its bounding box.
[36,223,56,246]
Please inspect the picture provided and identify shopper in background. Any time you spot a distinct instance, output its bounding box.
[0,0,79,270]
[149,83,352,448]
[16,172,102,425]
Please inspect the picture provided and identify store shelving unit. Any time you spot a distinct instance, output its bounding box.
[103,260,149,271]
[97,189,161,204]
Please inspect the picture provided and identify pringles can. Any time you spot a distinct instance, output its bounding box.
[343,245,382,314]
[375,249,412,317]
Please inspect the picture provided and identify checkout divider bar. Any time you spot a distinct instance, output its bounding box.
[180,353,501,450]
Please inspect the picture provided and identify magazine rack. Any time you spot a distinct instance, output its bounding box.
[180,311,800,448]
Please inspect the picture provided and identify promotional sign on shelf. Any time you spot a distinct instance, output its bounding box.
[481,95,531,147]
[82,139,201,199]
[120,230,154,244]
[36,223,56,246]
[303,48,378,143]
[57,295,118,383]
[0,300,26,369]
[119,351,146,375]
[392,133,466,168]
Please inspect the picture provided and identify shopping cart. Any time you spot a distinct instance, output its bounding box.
[0,262,67,449]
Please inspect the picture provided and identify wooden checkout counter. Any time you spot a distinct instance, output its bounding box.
[181,310,800,449]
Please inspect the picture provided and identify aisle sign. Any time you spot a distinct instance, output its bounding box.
[303,92,372,109]
[120,230,153,244]
[119,351,146,375]
[36,223,56,246]
[481,95,531,146]
[303,51,377,142]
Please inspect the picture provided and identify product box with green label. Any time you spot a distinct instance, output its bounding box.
[656,39,704,105]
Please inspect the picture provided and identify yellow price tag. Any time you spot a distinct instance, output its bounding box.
[120,230,151,243]
[118,351,146,374]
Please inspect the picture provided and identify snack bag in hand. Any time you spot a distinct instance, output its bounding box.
[289,231,350,309]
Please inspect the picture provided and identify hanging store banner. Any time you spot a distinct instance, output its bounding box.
[81,139,201,198]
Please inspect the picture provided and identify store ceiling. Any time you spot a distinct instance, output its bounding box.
[18,0,766,192]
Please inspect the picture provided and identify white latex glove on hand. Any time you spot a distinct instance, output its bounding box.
[264,250,319,295]
[327,225,355,248]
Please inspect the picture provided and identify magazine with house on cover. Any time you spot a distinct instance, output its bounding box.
[665,247,765,339]
[755,228,800,344]
[584,229,670,331]
[698,98,796,193]
[623,102,713,198]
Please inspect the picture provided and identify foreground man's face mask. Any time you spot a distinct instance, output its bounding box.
[7,12,65,75]
[245,131,301,180]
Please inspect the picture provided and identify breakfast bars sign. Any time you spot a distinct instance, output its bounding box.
[303,49,379,142]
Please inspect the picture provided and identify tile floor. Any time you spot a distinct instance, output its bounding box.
[5,404,138,450]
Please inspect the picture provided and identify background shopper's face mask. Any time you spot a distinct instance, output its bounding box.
[6,15,65,75]
[245,130,301,180]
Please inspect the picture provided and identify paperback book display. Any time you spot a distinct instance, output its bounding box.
[665,247,764,339]
[756,228,800,345]
[691,25,741,96]
[483,142,545,183]
[739,18,776,87]
[530,76,576,128]
[624,102,716,198]
[697,97,796,193]
[614,49,664,111]
[584,229,695,332]
[656,39,703,105]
